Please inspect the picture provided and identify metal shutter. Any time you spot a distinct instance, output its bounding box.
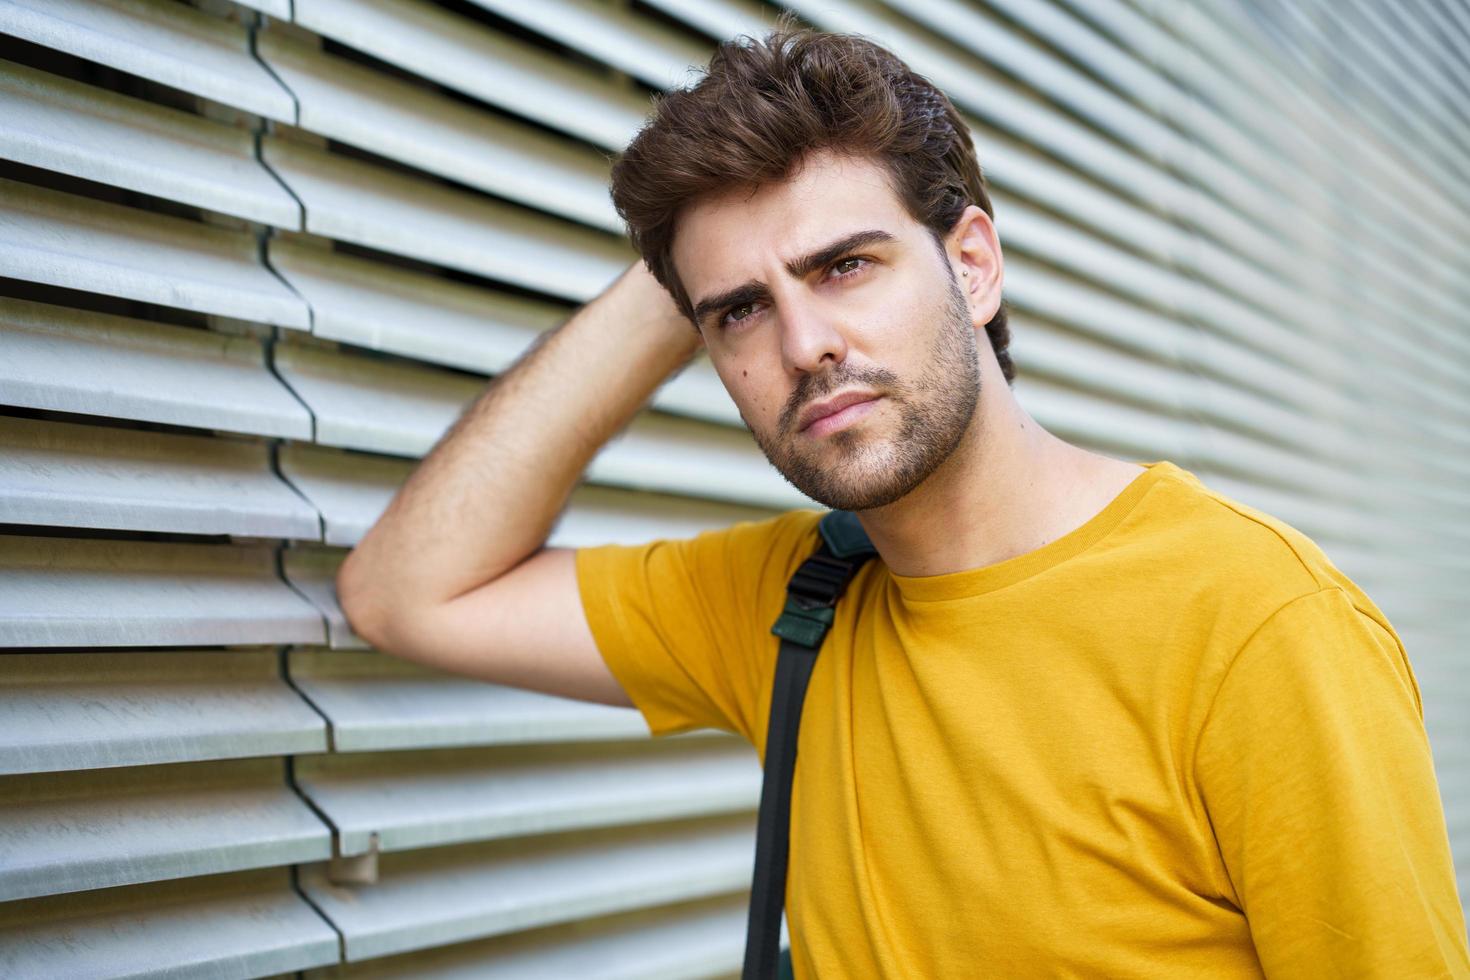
[1,0,1465,974]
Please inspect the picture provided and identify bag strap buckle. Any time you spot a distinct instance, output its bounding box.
[769,520,873,649]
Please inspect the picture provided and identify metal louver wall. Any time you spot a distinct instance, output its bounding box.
[1,0,1466,974]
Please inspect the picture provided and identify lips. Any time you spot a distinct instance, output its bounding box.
[797,389,882,433]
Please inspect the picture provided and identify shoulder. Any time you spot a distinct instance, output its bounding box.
[673,508,824,582]
[1139,464,1412,704]
[1136,462,1384,617]
[719,507,825,555]
[577,507,823,593]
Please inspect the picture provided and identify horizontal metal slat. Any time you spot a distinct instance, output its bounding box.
[277,442,410,547]
[0,59,300,227]
[1185,420,1375,510]
[999,174,1387,387]
[1009,318,1367,500]
[1013,374,1194,462]
[589,412,807,510]
[1016,340,1364,516]
[0,868,338,980]
[0,535,326,647]
[296,738,758,856]
[0,757,330,901]
[0,649,327,775]
[0,415,321,538]
[467,0,709,90]
[279,442,771,547]
[641,0,768,41]
[300,814,753,961]
[301,893,746,980]
[0,297,312,438]
[263,137,629,303]
[551,484,774,549]
[1011,320,1191,419]
[1386,2,1470,107]
[1272,1,1469,183]
[786,0,1456,363]
[1092,0,1470,299]
[257,31,619,233]
[883,0,1329,272]
[0,178,311,328]
[273,339,802,508]
[282,544,366,649]
[288,648,649,753]
[293,0,646,149]
[979,134,1179,269]
[653,357,746,427]
[996,198,1342,387]
[267,240,740,426]
[0,0,295,122]
[232,0,291,17]
[268,236,566,371]
[971,0,1455,298]
[1002,261,1342,426]
[779,0,1184,220]
[995,129,1469,410]
[268,340,466,456]
[1180,2,1470,223]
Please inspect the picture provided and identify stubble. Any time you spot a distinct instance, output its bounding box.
[752,276,981,511]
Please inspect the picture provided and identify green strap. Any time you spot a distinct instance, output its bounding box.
[771,594,835,648]
[769,511,874,649]
[818,509,877,560]
[747,511,877,980]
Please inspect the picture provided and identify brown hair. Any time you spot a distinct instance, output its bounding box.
[610,21,1013,383]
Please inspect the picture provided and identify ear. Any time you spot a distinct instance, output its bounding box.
[946,205,1004,327]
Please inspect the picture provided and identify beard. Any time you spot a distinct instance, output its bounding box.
[749,274,981,512]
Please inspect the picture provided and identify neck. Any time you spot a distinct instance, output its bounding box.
[857,353,1144,578]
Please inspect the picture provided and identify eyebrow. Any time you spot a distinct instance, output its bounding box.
[690,228,898,327]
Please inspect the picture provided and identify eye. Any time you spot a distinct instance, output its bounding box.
[721,301,759,329]
[829,256,868,279]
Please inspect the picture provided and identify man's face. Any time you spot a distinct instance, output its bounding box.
[671,151,984,511]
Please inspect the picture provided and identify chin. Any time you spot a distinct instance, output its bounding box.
[773,439,932,512]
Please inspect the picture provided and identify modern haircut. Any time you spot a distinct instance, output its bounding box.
[609,20,1015,383]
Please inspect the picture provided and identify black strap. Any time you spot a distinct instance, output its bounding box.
[743,511,876,980]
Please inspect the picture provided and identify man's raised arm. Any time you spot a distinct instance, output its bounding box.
[335,263,700,706]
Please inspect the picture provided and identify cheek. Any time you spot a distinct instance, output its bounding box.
[718,362,783,427]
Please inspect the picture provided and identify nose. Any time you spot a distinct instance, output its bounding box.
[778,289,848,376]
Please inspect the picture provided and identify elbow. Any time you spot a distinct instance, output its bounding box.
[335,548,391,651]
[335,548,438,662]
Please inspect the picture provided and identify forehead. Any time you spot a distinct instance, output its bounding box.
[670,152,920,291]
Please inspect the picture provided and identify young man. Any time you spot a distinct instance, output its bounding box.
[337,26,1470,978]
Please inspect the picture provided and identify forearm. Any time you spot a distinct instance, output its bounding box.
[337,263,699,639]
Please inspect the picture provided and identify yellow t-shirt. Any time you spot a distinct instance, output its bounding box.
[575,460,1469,977]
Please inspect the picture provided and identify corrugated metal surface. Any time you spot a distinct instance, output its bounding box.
[0,176,309,325]
[295,739,760,856]
[289,647,649,752]
[0,0,1464,975]
[299,815,755,961]
[1,650,326,774]
[0,0,296,120]
[0,58,299,225]
[0,415,320,537]
[302,894,748,980]
[0,297,313,437]
[0,869,338,979]
[0,757,330,901]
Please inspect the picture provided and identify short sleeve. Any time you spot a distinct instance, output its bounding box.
[574,510,823,745]
[1195,587,1470,976]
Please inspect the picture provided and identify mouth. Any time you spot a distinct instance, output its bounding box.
[797,390,883,437]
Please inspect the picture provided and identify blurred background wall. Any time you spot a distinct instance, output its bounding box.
[1,0,1466,974]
